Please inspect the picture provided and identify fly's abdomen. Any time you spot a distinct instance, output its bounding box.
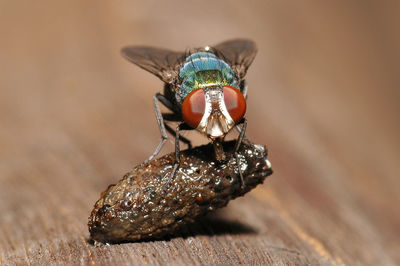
[178,52,238,103]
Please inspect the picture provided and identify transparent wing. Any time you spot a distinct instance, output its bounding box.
[213,39,257,80]
[121,46,185,84]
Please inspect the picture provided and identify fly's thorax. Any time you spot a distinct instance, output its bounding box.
[177,51,238,104]
[181,85,247,139]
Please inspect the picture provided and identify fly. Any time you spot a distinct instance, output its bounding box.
[121,39,257,187]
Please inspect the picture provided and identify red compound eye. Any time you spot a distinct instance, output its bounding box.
[182,88,206,128]
[223,85,246,123]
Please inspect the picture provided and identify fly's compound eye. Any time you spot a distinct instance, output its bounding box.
[223,85,246,123]
[182,88,206,128]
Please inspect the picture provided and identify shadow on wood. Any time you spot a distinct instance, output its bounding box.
[87,212,256,245]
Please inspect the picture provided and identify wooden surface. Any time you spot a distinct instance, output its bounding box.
[1,1,399,265]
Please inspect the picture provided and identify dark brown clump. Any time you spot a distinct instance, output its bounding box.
[88,141,272,244]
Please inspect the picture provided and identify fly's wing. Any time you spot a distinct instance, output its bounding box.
[121,46,185,84]
[213,39,257,80]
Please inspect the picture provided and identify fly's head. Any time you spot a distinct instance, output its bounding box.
[181,85,246,140]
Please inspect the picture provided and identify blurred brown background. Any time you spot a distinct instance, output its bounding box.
[0,1,399,265]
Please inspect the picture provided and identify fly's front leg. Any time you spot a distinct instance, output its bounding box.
[163,121,192,150]
[235,122,254,148]
[166,123,192,189]
[142,94,169,165]
[234,118,247,189]
[234,118,248,153]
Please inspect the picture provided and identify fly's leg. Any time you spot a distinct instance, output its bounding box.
[234,118,247,153]
[141,94,169,165]
[235,124,254,148]
[164,121,192,150]
[165,122,192,191]
[143,93,189,165]
[156,92,177,113]
[237,80,252,147]
[156,93,192,148]
[234,118,247,189]
[172,123,192,177]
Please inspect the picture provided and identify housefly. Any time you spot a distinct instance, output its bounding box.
[121,39,257,187]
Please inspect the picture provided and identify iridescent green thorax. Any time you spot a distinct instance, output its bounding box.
[178,52,238,103]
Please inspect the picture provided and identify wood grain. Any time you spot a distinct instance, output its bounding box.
[0,0,399,265]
